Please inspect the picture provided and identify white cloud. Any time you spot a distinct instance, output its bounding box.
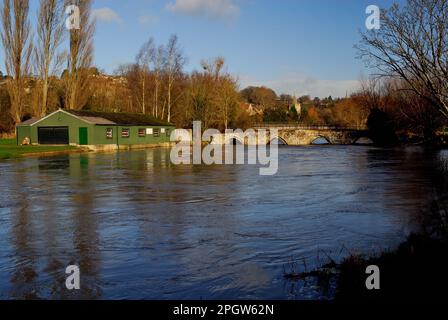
[166,0,239,21]
[138,14,160,25]
[240,73,360,98]
[92,7,123,25]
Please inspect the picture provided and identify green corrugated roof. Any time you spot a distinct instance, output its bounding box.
[67,110,174,126]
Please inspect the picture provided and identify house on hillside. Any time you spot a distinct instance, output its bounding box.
[291,96,302,120]
[16,109,175,150]
[241,103,264,116]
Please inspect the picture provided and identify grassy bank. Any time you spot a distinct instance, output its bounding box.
[283,149,448,299]
[313,194,448,299]
[335,233,448,299]
[0,138,80,159]
[282,194,448,299]
[282,233,448,299]
[336,173,448,299]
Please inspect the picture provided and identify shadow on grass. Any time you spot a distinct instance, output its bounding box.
[283,233,448,299]
[336,233,448,299]
[282,232,448,300]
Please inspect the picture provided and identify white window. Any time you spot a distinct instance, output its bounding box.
[106,128,113,139]
[146,128,153,135]
[121,128,130,138]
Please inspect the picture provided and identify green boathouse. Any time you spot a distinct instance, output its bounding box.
[16,109,175,150]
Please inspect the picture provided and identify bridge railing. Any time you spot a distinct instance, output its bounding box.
[252,123,367,131]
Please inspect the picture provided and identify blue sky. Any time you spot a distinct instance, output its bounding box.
[2,0,403,98]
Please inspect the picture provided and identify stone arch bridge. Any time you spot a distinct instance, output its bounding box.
[212,125,371,146]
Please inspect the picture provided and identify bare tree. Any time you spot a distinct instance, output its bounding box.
[164,34,185,123]
[152,44,164,118]
[216,75,239,130]
[0,0,33,124]
[391,80,442,137]
[64,0,95,110]
[357,0,448,118]
[188,71,214,129]
[136,38,155,114]
[205,57,239,130]
[201,56,224,81]
[35,0,65,116]
[192,57,239,129]
[356,77,390,111]
[115,63,143,113]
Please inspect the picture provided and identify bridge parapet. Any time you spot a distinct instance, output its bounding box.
[254,124,367,131]
[210,127,371,146]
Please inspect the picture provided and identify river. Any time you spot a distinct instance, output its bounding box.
[0,146,444,299]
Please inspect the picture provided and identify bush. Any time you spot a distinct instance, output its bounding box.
[367,108,398,146]
[263,108,289,123]
[0,87,14,133]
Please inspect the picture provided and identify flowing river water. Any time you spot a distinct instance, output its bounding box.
[0,146,445,299]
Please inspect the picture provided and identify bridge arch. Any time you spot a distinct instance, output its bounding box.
[230,138,244,145]
[224,134,244,145]
[353,136,374,145]
[268,137,288,145]
[311,136,332,145]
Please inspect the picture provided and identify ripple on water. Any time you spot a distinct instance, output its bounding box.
[0,146,440,299]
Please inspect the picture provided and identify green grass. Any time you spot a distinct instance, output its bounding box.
[0,138,15,146]
[0,138,79,159]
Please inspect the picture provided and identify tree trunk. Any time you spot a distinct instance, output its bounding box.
[161,100,166,121]
[142,76,145,114]
[69,84,76,110]
[42,76,49,116]
[155,80,159,118]
[11,84,22,124]
[167,80,172,123]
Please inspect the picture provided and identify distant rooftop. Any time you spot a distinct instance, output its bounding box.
[20,109,174,127]
[20,117,42,126]
[68,110,174,126]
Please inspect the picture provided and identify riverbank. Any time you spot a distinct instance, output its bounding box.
[294,189,448,299]
[397,131,448,148]
[0,138,177,160]
[284,231,448,300]
[335,233,448,299]
[282,165,448,299]
[335,156,448,299]
[0,139,84,159]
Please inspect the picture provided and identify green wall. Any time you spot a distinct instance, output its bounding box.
[16,126,31,145]
[17,110,175,146]
[92,126,174,145]
[17,111,93,145]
